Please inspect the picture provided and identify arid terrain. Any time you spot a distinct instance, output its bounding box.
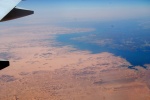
[0,25,150,100]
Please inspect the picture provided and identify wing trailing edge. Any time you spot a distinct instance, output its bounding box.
[1,7,34,22]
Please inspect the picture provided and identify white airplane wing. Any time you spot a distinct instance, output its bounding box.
[0,0,21,20]
[0,0,33,22]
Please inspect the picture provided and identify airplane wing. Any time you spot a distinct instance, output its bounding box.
[0,0,21,20]
[0,0,33,22]
[0,0,33,70]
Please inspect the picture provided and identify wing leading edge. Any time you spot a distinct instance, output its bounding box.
[0,0,33,22]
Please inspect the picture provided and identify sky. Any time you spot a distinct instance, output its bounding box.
[1,0,150,25]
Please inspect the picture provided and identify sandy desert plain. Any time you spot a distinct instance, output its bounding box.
[0,25,150,100]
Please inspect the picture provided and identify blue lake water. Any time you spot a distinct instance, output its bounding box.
[55,19,150,67]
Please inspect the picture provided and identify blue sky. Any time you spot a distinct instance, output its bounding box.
[1,0,150,25]
[20,0,150,7]
[19,0,150,20]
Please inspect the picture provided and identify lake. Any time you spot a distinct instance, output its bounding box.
[55,19,150,67]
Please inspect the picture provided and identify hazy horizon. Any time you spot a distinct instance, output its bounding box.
[1,0,150,26]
